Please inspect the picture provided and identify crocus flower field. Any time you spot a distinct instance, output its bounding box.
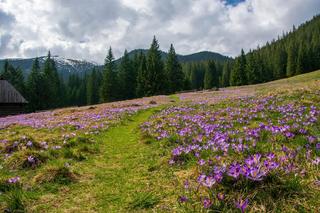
[141,83,320,211]
[0,96,171,211]
[0,72,319,212]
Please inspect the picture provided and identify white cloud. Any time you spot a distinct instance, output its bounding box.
[0,0,319,63]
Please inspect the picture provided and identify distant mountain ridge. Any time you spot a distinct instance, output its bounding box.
[0,50,231,79]
[116,49,231,63]
[0,56,97,79]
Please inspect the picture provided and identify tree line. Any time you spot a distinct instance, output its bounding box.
[228,14,320,86]
[1,15,320,111]
[1,37,197,111]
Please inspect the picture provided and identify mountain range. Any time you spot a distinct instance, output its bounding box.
[0,50,231,79]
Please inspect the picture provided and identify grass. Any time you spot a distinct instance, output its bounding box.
[28,107,178,212]
[0,70,319,212]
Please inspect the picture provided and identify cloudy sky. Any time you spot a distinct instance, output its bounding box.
[0,0,319,63]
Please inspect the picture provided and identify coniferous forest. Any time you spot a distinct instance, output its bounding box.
[1,15,320,112]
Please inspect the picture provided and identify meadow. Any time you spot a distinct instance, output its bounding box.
[0,71,319,212]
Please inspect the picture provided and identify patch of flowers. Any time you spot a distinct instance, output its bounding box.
[0,100,162,170]
[142,89,320,211]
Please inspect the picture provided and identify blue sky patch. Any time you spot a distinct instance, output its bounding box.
[225,0,246,6]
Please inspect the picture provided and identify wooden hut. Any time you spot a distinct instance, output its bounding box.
[0,77,28,116]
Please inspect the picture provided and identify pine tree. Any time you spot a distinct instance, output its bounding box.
[136,52,147,97]
[43,51,53,108]
[145,36,166,96]
[273,46,287,79]
[230,49,247,86]
[86,68,100,105]
[100,47,118,102]
[286,43,297,77]
[1,60,26,96]
[118,50,135,100]
[42,51,61,108]
[27,58,43,111]
[51,58,62,107]
[221,61,231,87]
[296,42,307,74]
[246,52,260,84]
[165,44,184,93]
[190,65,198,90]
[204,60,218,89]
[182,64,192,90]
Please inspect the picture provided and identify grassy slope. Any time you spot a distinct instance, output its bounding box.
[248,70,320,93]
[1,70,319,212]
[30,107,178,212]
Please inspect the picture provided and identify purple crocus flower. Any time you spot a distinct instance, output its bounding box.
[198,159,206,166]
[197,174,206,183]
[184,180,189,189]
[228,163,241,179]
[7,176,20,184]
[169,159,175,165]
[307,136,317,143]
[217,192,225,201]
[266,152,275,160]
[235,198,249,213]
[28,155,36,164]
[245,154,262,166]
[179,196,188,203]
[264,160,279,171]
[203,176,216,188]
[194,152,200,158]
[284,132,295,138]
[214,172,223,183]
[26,141,33,147]
[247,167,266,181]
[312,157,320,165]
[203,198,212,209]
[172,147,182,156]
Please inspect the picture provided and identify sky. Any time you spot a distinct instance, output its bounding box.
[0,0,319,63]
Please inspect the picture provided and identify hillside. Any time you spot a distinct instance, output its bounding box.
[0,70,319,212]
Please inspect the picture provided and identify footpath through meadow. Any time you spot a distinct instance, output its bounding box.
[32,107,177,212]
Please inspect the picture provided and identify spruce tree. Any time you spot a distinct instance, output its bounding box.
[286,43,297,77]
[87,68,100,105]
[190,66,198,90]
[204,60,218,89]
[145,36,165,96]
[43,51,53,108]
[100,47,118,102]
[42,51,61,108]
[165,44,184,93]
[136,52,147,97]
[230,49,247,86]
[1,60,26,96]
[221,61,231,87]
[246,52,260,84]
[27,58,43,111]
[273,46,287,79]
[118,50,135,100]
[296,42,307,74]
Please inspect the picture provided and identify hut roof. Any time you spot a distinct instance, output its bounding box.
[0,79,28,104]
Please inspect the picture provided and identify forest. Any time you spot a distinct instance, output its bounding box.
[1,14,320,112]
